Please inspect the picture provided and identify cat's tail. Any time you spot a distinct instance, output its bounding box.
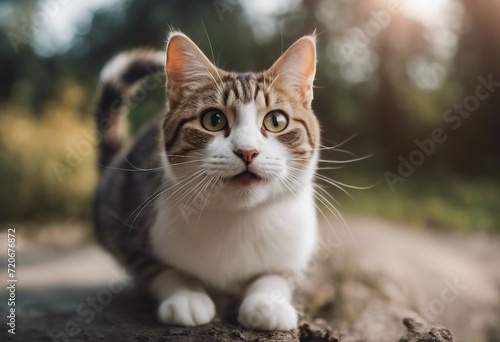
[95,49,165,169]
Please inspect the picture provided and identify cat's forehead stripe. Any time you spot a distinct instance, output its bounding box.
[221,73,271,108]
[163,69,318,157]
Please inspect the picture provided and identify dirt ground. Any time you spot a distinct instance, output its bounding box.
[1,217,499,341]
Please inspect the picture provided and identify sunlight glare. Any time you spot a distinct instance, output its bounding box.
[401,0,452,26]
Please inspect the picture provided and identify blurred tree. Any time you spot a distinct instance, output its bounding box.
[452,0,500,176]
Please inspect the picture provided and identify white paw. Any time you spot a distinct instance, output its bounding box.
[238,294,298,331]
[158,290,215,326]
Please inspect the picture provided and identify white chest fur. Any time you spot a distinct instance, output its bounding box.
[150,187,317,291]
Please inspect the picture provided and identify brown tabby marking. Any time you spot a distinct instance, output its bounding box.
[163,72,319,163]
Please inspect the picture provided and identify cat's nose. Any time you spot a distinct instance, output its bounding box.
[234,149,260,164]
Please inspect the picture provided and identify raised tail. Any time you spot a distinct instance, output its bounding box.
[95,49,165,170]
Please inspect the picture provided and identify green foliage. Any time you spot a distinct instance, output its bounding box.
[0,85,97,222]
[337,175,500,232]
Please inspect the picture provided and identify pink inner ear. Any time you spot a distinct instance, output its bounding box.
[165,33,219,91]
[267,37,316,103]
[302,44,316,80]
[166,36,190,81]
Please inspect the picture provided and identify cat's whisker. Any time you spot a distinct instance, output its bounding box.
[312,183,343,208]
[277,175,299,200]
[317,155,373,163]
[202,22,224,90]
[284,171,357,247]
[318,146,357,157]
[157,174,215,238]
[267,72,283,93]
[313,200,346,254]
[285,172,351,245]
[286,165,354,200]
[123,181,174,228]
[157,151,204,159]
[316,166,348,171]
[203,69,223,94]
[123,152,203,171]
[280,174,302,197]
[168,159,205,167]
[124,156,155,171]
[321,134,358,151]
[151,174,212,241]
[273,177,284,201]
[312,174,355,200]
[163,153,203,158]
[283,173,348,252]
[314,190,356,247]
[101,158,204,172]
[290,154,373,164]
[195,175,221,229]
[99,165,165,172]
[132,173,203,222]
[185,174,214,211]
[312,191,351,247]
[119,173,194,232]
[288,174,344,249]
[326,179,379,191]
[175,172,216,211]
[159,172,209,213]
[288,160,346,170]
[128,170,206,229]
[287,170,344,209]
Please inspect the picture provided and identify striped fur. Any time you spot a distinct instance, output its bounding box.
[95,50,165,169]
[164,71,319,164]
[93,32,320,330]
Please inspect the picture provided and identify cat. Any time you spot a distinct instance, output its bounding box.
[93,31,320,331]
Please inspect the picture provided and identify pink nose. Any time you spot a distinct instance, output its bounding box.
[234,149,259,164]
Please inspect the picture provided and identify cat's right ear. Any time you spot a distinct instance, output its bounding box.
[165,32,219,107]
[264,35,316,108]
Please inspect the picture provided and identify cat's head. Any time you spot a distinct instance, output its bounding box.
[162,32,320,209]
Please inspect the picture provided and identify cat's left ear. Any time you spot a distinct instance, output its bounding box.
[265,35,316,107]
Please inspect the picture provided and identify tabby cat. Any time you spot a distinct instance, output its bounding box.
[93,32,320,330]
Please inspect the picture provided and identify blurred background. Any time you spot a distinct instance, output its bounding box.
[1,1,500,341]
[0,0,498,232]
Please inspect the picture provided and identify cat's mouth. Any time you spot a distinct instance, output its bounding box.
[228,170,263,186]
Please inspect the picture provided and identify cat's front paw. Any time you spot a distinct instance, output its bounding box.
[238,293,298,331]
[158,290,215,326]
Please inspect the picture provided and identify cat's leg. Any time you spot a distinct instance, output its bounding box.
[150,269,215,326]
[238,274,297,331]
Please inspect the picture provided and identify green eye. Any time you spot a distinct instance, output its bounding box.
[201,109,227,132]
[263,111,288,133]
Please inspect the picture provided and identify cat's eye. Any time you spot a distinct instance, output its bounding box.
[201,109,227,132]
[263,111,288,133]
